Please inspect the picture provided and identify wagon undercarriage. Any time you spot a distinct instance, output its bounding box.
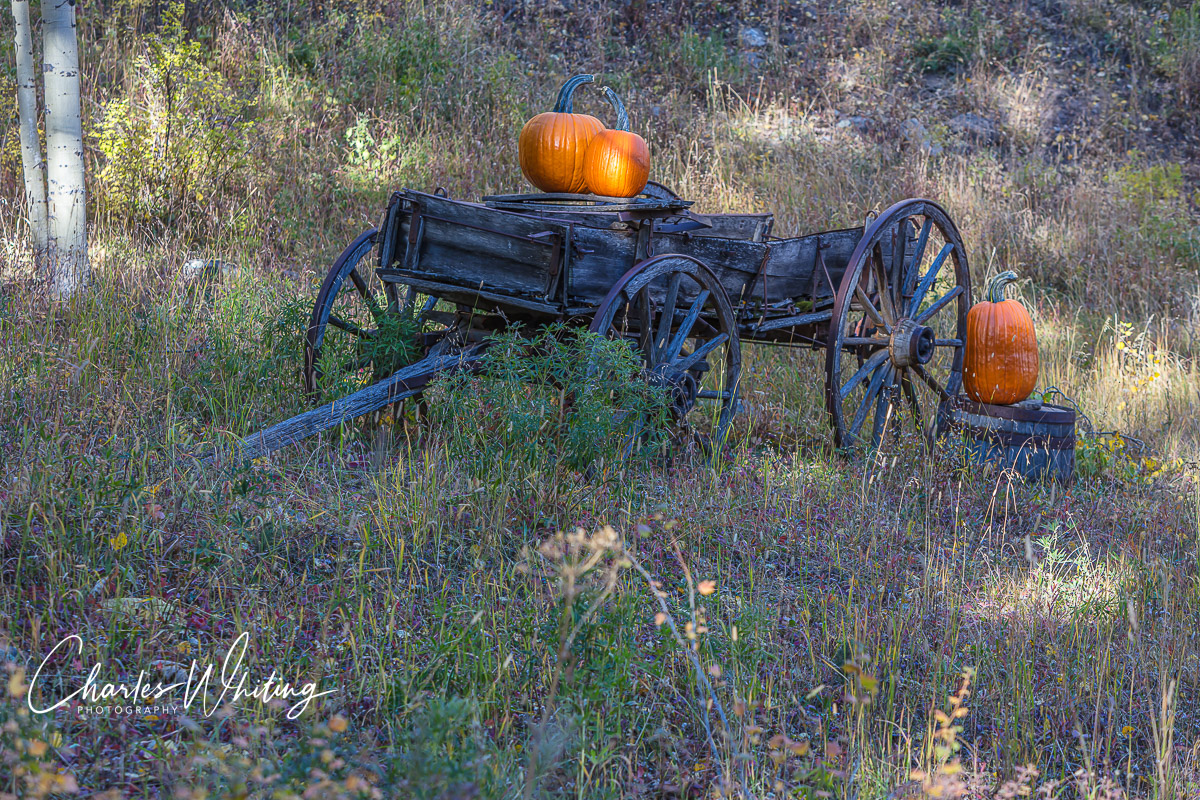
[248,185,970,462]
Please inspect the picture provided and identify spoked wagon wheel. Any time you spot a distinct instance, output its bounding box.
[589,254,741,449]
[305,229,450,401]
[824,199,970,450]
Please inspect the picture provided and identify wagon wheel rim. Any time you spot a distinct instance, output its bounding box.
[589,255,741,451]
[824,199,970,451]
[304,229,449,403]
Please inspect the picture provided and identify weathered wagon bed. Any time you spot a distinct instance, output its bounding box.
[238,184,971,460]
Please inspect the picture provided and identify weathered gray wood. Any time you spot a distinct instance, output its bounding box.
[385,191,571,299]
[382,190,874,322]
[950,400,1076,483]
[377,270,561,316]
[749,309,833,334]
[482,192,691,213]
[687,213,773,242]
[219,352,483,463]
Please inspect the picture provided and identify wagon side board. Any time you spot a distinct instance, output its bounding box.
[375,190,912,337]
[379,191,572,306]
[566,225,866,315]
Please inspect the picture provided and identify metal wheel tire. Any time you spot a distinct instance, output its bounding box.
[589,254,742,446]
[304,230,450,403]
[824,199,970,451]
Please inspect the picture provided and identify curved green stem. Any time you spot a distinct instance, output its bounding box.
[987,270,1018,303]
[600,86,630,131]
[552,74,595,113]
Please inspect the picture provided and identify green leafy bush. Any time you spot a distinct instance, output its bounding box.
[95,2,253,237]
[1109,156,1199,263]
[425,325,670,474]
[1154,2,1200,107]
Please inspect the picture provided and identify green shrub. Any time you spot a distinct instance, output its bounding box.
[1109,155,1199,263]
[666,28,741,85]
[95,2,253,237]
[425,325,670,475]
[1154,2,1200,107]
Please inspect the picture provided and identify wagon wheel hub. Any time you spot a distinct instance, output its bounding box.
[888,318,936,368]
[648,363,699,418]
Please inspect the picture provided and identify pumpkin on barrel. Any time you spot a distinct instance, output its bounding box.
[963,270,1040,406]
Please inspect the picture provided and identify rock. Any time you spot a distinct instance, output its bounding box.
[739,27,768,49]
[182,258,239,283]
[836,115,872,134]
[948,112,1002,144]
[900,118,943,156]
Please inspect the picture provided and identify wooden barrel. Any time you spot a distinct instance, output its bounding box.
[948,398,1076,483]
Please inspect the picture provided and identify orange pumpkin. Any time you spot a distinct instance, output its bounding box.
[583,87,650,198]
[963,271,1040,405]
[518,74,604,194]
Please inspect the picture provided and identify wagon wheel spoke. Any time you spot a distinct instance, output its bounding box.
[916,285,964,324]
[348,266,386,320]
[654,272,683,360]
[328,314,374,339]
[908,243,955,317]
[842,336,889,348]
[872,366,903,447]
[674,333,728,373]
[903,218,934,303]
[911,363,952,402]
[664,290,710,363]
[852,284,889,332]
[636,289,655,357]
[848,363,891,438]
[840,348,891,400]
[870,243,897,327]
[900,370,936,450]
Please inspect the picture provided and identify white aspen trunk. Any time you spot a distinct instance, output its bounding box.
[10,0,49,272]
[42,0,88,298]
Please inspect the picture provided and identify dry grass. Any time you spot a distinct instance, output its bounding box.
[1,1,1199,798]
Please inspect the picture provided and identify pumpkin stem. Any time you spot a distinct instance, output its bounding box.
[600,86,630,131]
[552,74,595,113]
[987,270,1019,303]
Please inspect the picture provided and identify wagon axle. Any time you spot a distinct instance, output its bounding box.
[888,319,936,368]
[647,361,700,418]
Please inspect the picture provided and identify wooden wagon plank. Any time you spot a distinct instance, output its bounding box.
[377,270,561,316]
[386,192,572,299]
[219,351,484,463]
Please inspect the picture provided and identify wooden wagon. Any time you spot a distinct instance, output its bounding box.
[241,183,971,459]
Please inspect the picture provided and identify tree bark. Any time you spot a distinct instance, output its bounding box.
[42,0,88,298]
[10,0,49,272]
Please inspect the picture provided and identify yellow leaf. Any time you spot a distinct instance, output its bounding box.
[7,667,27,699]
[328,715,348,733]
[109,531,128,552]
[698,580,717,595]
